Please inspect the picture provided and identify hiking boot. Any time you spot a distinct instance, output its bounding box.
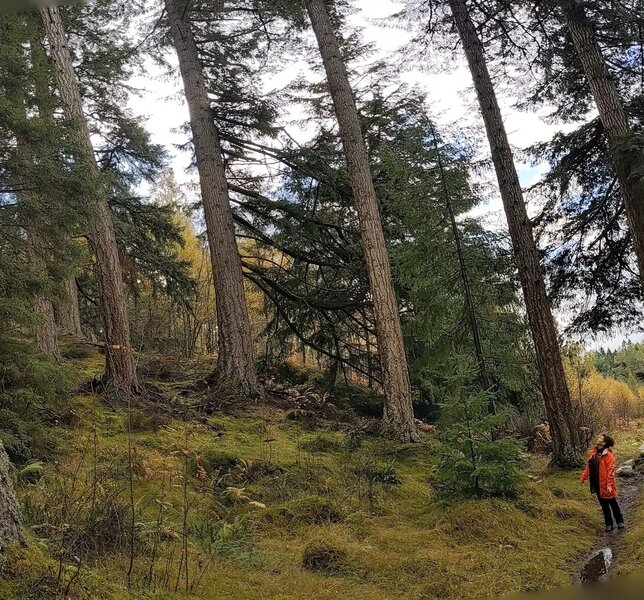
[618,523,625,530]
[605,525,614,533]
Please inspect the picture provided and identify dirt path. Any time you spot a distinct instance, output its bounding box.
[575,464,643,583]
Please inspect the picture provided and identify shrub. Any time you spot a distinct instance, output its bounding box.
[198,449,241,475]
[61,343,96,360]
[285,409,317,430]
[191,516,256,560]
[0,346,75,465]
[302,540,347,573]
[73,495,132,556]
[433,386,526,498]
[354,460,402,486]
[264,358,312,385]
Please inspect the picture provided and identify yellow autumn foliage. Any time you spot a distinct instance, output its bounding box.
[564,351,640,431]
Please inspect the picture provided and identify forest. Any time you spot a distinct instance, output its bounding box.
[1,0,644,598]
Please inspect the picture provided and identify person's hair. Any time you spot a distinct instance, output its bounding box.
[602,434,615,448]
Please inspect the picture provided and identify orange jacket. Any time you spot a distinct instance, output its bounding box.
[580,448,617,499]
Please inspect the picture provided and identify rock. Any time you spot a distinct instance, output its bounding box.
[634,457,644,468]
[622,459,634,468]
[616,465,636,478]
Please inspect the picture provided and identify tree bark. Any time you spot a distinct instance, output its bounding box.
[447,0,582,465]
[0,440,23,550]
[41,7,139,394]
[26,227,61,361]
[165,0,259,399]
[306,0,418,442]
[560,0,644,282]
[13,100,61,361]
[29,34,83,340]
[55,276,83,338]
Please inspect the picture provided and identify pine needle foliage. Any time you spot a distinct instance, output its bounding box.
[433,361,526,498]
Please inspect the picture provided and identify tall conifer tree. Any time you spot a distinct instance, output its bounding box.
[306,0,418,442]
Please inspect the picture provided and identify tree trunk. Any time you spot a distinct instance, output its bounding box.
[41,7,139,395]
[56,276,83,338]
[13,70,60,361]
[306,0,418,442]
[447,0,582,465]
[165,0,259,399]
[26,228,61,361]
[560,0,644,282]
[30,34,83,340]
[13,98,61,361]
[0,440,23,550]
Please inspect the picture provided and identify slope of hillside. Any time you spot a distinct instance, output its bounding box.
[1,350,643,599]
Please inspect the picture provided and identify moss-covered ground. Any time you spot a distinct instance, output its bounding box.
[1,350,643,599]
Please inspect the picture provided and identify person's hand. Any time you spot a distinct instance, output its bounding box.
[607,485,613,494]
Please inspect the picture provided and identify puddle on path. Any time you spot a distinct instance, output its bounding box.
[579,547,612,583]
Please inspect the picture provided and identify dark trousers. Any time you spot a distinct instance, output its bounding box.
[596,492,623,527]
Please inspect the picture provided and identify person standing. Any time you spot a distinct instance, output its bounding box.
[580,434,624,532]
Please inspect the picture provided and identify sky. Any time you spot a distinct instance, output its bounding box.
[128,0,565,218]
[126,0,636,350]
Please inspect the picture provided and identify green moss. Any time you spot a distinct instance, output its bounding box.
[7,351,644,598]
[300,434,343,453]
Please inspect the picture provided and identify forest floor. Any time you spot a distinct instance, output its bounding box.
[2,347,644,599]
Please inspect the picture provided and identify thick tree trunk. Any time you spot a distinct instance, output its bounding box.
[26,228,61,361]
[14,108,60,361]
[56,276,83,338]
[306,0,418,442]
[41,7,139,394]
[560,0,644,281]
[165,0,259,398]
[30,35,83,340]
[448,0,582,465]
[0,440,23,550]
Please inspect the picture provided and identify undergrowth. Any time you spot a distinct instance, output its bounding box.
[2,350,644,599]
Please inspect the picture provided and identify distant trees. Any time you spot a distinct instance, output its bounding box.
[564,344,641,433]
